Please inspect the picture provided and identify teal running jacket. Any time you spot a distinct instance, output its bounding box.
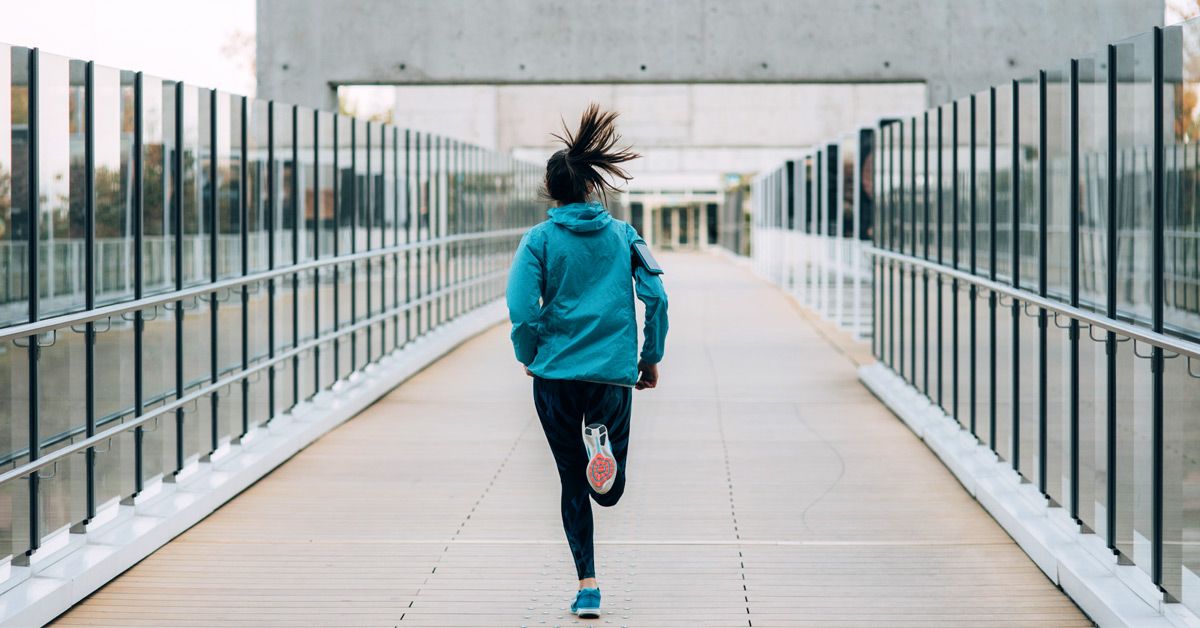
[506,201,668,387]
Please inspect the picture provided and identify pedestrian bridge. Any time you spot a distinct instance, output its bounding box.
[5,16,1200,628]
[49,253,1085,627]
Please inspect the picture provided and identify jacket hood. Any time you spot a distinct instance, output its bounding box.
[548,201,612,233]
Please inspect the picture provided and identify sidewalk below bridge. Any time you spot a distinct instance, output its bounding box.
[53,251,1089,627]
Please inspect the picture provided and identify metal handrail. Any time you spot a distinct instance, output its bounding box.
[0,265,511,489]
[0,227,526,342]
[868,246,1200,360]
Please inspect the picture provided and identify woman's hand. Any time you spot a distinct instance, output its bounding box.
[524,366,534,377]
[635,362,659,390]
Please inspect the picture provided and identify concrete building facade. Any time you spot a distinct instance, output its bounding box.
[256,0,1162,248]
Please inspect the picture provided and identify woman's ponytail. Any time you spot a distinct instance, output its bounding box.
[544,103,639,205]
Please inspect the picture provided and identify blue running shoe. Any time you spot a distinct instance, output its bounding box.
[582,423,616,494]
[571,587,601,618]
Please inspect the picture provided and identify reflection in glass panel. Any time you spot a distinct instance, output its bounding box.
[956,97,973,271]
[316,111,335,388]
[37,326,87,540]
[143,75,175,297]
[142,303,175,482]
[975,89,992,278]
[1046,65,1072,300]
[181,85,207,287]
[1165,24,1200,338]
[353,120,368,367]
[994,83,1014,283]
[247,99,269,274]
[1112,31,1157,580]
[1163,21,1200,609]
[216,93,240,280]
[1114,35,1155,324]
[0,46,23,327]
[1078,55,1109,310]
[36,54,85,318]
[91,66,132,305]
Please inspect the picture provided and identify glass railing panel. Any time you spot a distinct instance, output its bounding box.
[35,53,86,319]
[1047,63,1072,299]
[994,292,1013,461]
[0,45,23,327]
[1046,320,1070,506]
[0,337,29,560]
[180,84,207,288]
[140,304,175,482]
[1162,347,1200,612]
[954,282,973,433]
[994,82,1014,284]
[1078,323,1106,537]
[141,73,175,299]
[1166,22,1200,338]
[91,311,136,511]
[181,296,212,464]
[955,97,973,271]
[1016,303,1041,481]
[974,89,992,279]
[1114,33,1156,324]
[1112,332,1155,576]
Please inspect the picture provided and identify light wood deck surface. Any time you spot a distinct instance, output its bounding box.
[54,252,1089,627]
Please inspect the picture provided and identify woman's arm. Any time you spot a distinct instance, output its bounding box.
[506,231,544,366]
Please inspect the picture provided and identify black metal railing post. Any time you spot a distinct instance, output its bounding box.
[1038,70,1049,495]
[239,95,250,440]
[26,47,41,558]
[1068,58,1081,522]
[208,88,220,457]
[172,81,184,477]
[988,86,998,453]
[1150,25,1165,590]
[1105,43,1118,552]
[83,60,97,523]
[1011,79,1021,470]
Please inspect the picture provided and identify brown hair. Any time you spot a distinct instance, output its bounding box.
[544,103,640,205]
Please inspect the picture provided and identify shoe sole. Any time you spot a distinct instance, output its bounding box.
[573,608,600,618]
[582,424,616,494]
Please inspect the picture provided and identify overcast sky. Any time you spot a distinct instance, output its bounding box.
[0,0,256,95]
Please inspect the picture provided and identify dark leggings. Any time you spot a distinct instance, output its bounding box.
[532,377,631,579]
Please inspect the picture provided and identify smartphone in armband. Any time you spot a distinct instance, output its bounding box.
[631,241,664,275]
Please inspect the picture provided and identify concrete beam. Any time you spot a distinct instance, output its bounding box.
[257,0,1162,109]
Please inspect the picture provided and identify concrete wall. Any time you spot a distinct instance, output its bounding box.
[382,82,925,191]
[258,0,1163,110]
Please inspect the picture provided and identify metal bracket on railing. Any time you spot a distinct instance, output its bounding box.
[88,437,114,455]
[93,316,114,333]
[141,306,160,322]
[199,288,227,303]
[1050,312,1075,329]
[36,461,58,480]
[141,415,161,433]
[1022,302,1044,317]
[1131,338,1156,360]
[34,330,57,348]
[1086,324,1109,343]
[1187,356,1200,379]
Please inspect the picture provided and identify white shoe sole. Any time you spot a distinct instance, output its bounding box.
[582,423,617,494]
[573,607,600,618]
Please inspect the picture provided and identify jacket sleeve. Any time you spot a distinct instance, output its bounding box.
[632,237,669,365]
[506,231,543,366]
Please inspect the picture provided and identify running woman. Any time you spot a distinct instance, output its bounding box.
[506,104,669,619]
